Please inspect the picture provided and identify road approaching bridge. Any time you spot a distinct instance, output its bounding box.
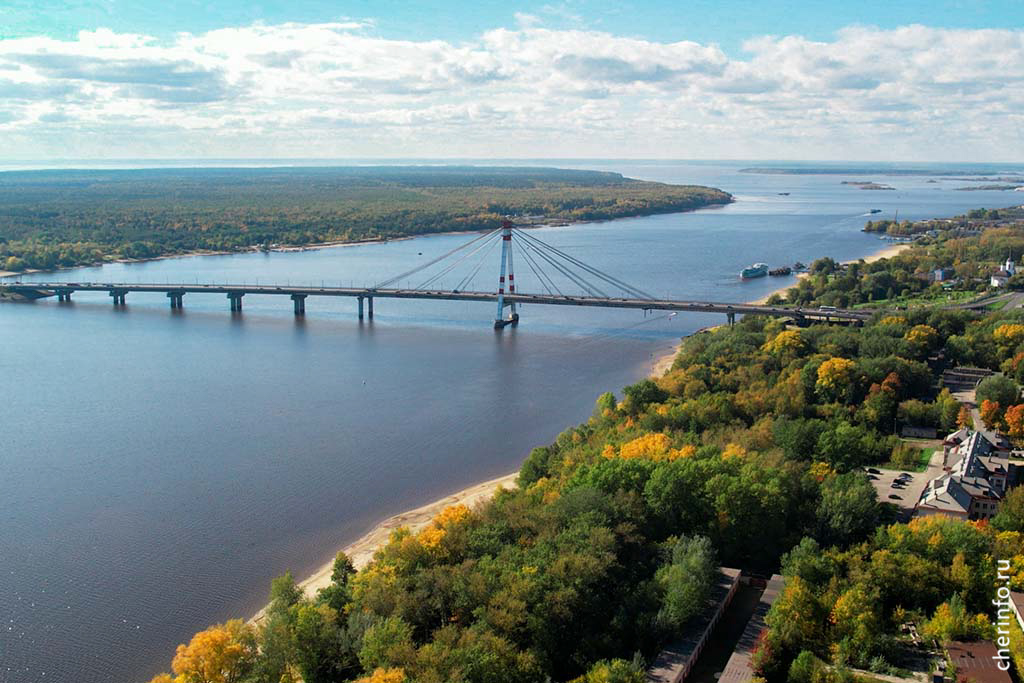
[1,281,872,325]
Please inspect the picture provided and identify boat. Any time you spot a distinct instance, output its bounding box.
[740,263,769,279]
[869,209,882,214]
[777,192,790,196]
[769,266,792,276]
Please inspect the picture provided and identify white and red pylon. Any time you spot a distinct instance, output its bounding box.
[494,219,519,328]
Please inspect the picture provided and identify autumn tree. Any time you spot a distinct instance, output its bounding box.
[763,329,806,357]
[981,399,1003,430]
[994,323,1024,359]
[904,324,940,358]
[1006,404,1024,439]
[164,620,257,683]
[816,357,858,404]
[957,405,972,429]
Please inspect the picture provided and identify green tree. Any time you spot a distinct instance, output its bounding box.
[358,617,415,672]
[977,375,1020,409]
[655,535,716,632]
[993,487,1024,532]
[816,473,880,547]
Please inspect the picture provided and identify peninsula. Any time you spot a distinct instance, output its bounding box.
[0,166,731,273]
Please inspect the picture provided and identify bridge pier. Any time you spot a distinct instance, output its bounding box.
[56,288,73,302]
[367,296,373,320]
[357,296,364,320]
[109,290,127,306]
[727,312,736,326]
[166,291,185,309]
[291,294,307,316]
[228,292,244,312]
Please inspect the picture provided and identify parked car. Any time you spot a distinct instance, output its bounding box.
[866,467,881,474]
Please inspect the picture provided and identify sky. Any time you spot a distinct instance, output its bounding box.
[0,1,1022,161]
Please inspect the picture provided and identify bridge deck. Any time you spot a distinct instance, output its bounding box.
[1,281,872,321]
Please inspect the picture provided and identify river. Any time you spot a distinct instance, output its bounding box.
[1,160,1021,683]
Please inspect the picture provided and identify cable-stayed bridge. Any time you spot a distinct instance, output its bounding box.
[1,221,871,327]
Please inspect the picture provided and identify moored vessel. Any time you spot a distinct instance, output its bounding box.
[740,263,768,279]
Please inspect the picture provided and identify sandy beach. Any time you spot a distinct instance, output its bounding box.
[251,470,519,623]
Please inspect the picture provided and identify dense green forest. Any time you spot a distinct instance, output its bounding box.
[0,167,731,272]
[149,290,1024,682]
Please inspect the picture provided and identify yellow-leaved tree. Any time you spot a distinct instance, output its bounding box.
[150,619,256,683]
[995,324,1024,358]
[762,329,806,357]
[815,357,857,403]
[616,432,694,461]
[904,324,939,357]
[354,668,407,683]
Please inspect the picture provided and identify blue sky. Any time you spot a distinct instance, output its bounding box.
[6,0,1020,52]
[0,1,1021,160]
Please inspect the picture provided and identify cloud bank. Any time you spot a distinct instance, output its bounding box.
[0,22,1021,160]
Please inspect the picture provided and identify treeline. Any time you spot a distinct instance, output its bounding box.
[0,167,731,272]
[149,302,1024,683]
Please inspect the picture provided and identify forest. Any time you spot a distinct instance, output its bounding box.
[148,289,1024,682]
[0,167,731,272]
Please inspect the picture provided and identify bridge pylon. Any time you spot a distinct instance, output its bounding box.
[494,219,519,329]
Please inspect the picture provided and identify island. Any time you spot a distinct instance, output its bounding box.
[841,180,896,190]
[0,167,732,273]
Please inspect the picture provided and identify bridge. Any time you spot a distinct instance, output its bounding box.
[0,221,872,327]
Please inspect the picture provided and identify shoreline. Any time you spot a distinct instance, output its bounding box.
[747,241,912,305]
[0,202,732,282]
[250,470,520,624]
[651,241,914,376]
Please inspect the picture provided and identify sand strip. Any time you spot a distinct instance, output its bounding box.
[251,470,519,624]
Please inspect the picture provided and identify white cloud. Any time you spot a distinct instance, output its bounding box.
[0,22,1022,160]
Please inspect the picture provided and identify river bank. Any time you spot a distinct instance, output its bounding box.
[250,470,520,624]
[748,241,912,305]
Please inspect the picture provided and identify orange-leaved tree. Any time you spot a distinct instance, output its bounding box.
[980,399,1003,430]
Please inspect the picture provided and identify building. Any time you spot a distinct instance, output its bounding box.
[647,568,741,683]
[944,641,1012,683]
[917,430,1014,520]
[992,257,1017,287]
[934,267,956,282]
[719,575,785,683]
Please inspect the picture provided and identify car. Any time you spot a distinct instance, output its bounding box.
[888,494,902,500]
[866,467,881,474]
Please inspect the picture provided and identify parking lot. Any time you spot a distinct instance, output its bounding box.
[866,449,945,519]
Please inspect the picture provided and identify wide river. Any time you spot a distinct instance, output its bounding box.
[2,160,1021,683]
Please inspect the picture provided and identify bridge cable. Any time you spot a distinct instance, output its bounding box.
[514,237,561,296]
[513,228,654,300]
[453,232,503,292]
[512,234,609,298]
[512,229,655,300]
[415,230,503,291]
[373,227,502,290]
